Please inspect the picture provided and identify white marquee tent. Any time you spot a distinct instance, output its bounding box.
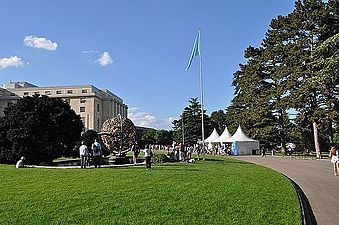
[212,127,232,143]
[225,125,259,155]
[204,128,220,143]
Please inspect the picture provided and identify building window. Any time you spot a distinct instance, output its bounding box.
[34,92,39,95]
[67,90,73,94]
[82,89,87,93]
[23,92,29,96]
[80,98,86,103]
[97,118,100,131]
[10,93,16,96]
[64,99,70,104]
[45,91,51,95]
[80,107,86,112]
[97,104,100,112]
[81,117,86,131]
[56,91,62,94]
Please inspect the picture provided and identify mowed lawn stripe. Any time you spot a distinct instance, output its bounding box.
[0,157,301,225]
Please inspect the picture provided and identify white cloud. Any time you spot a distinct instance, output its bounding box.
[128,107,176,130]
[0,56,24,69]
[96,51,113,66]
[24,35,58,50]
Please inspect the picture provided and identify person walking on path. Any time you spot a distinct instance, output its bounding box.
[142,144,152,170]
[261,146,266,157]
[79,141,89,169]
[91,139,102,168]
[329,146,338,176]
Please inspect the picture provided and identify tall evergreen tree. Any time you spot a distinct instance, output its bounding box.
[229,0,339,157]
[231,46,278,146]
[172,98,212,146]
[210,110,227,134]
[287,0,338,157]
[312,33,339,145]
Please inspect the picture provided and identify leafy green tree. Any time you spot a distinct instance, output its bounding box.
[80,129,98,146]
[224,105,239,134]
[229,0,339,157]
[210,110,227,134]
[286,0,339,158]
[154,130,173,145]
[141,129,157,143]
[230,46,279,148]
[334,123,339,145]
[172,98,213,146]
[312,33,339,145]
[0,95,83,164]
[0,117,11,163]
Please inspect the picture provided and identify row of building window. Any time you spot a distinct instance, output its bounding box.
[23,89,88,96]
[79,105,100,113]
[79,104,100,113]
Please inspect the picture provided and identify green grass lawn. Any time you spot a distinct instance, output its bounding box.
[0,156,301,225]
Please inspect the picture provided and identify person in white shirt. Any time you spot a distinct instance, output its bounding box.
[79,141,88,169]
[142,145,152,170]
[91,139,102,168]
[16,157,25,168]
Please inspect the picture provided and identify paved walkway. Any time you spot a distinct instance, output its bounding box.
[236,156,338,225]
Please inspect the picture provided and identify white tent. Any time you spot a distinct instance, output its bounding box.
[204,128,220,143]
[225,125,259,155]
[212,127,232,143]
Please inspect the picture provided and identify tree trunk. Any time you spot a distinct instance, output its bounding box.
[328,120,333,145]
[279,110,287,155]
[313,121,322,159]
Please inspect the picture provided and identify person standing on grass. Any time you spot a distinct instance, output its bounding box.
[142,144,152,170]
[79,141,88,169]
[329,146,339,176]
[131,143,139,165]
[92,139,102,168]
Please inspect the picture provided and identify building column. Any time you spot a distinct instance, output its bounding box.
[113,101,117,116]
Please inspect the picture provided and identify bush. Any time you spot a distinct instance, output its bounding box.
[0,95,83,164]
[152,152,171,163]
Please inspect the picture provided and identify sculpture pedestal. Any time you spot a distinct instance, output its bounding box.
[112,156,132,165]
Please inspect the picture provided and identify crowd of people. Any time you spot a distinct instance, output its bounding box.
[14,137,339,176]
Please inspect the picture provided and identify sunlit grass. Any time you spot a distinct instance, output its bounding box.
[0,156,300,225]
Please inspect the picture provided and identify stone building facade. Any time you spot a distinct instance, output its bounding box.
[1,81,128,131]
[0,87,21,117]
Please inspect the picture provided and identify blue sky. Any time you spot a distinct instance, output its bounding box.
[0,0,295,130]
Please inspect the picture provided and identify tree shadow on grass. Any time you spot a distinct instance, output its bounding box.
[154,166,202,172]
[223,160,254,165]
[196,157,254,165]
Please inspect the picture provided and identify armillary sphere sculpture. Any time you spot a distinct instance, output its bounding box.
[98,115,138,157]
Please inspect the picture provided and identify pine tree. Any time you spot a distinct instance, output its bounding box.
[172,98,212,146]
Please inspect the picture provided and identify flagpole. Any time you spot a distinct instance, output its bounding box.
[182,115,185,146]
[198,28,205,161]
[185,28,205,160]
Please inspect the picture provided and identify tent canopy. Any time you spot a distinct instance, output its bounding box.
[225,125,258,142]
[204,128,220,143]
[212,127,232,143]
[226,125,259,155]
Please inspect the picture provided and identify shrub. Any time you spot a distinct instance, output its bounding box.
[152,152,171,163]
